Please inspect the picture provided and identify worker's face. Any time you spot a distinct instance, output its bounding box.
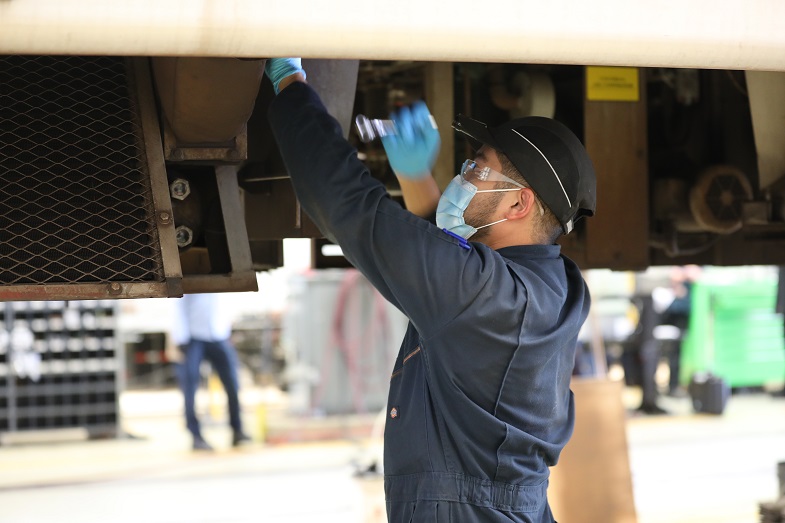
[463,147,514,240]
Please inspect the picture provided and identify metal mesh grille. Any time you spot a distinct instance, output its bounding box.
[0,56,164,285]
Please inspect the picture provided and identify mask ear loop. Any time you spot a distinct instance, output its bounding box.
[474,217,508,231]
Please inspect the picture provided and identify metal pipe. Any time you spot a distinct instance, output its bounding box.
[2,0,785,71]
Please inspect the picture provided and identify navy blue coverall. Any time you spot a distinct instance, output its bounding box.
[269,83,591,523]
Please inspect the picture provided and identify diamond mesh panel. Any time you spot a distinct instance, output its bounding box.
[0,56,164,285]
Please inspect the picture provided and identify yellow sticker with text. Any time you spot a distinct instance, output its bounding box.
[586,67,639,102]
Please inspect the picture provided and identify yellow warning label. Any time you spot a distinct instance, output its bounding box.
[586,67,639,102]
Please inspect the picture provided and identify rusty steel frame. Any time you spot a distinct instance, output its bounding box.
[181,165,258,294]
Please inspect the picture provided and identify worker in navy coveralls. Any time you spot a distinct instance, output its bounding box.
[264,59,597,523]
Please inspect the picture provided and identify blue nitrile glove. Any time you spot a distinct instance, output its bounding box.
[381,101,440,179]
[265,58,306,94]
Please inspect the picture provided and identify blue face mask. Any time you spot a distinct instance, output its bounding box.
[436,175,481,239]
[436,174,521,239]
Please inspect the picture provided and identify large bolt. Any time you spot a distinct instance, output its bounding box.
[169,178,191,201]
[175,225,194,248]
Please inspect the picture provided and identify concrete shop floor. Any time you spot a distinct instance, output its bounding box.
[0,384,783,523]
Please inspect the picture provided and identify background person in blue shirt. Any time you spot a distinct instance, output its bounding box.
[173,293,250,451]
[265,59,596,522]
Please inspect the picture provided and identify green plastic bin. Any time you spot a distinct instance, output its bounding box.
[680,280,785,388]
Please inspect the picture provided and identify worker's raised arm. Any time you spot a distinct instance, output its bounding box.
[393,173,441,218]
[268,59,440,218]
[380,102,441,218]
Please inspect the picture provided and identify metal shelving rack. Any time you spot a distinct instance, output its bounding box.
[0,300,120,441]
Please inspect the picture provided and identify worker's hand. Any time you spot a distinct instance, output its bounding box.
[381,101,440,179]
[265,58,307,94]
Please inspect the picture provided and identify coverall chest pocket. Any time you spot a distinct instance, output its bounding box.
[385,345,433,475]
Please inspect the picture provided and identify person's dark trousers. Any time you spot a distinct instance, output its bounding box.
[636,295,667,413]
[180,338,244,437]
[639,339,661,407]
[661,314,688,394]
[664,338,683,393]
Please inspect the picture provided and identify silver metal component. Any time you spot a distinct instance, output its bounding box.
[108,282,123,295]
[158,211,171,224]
[355,114,395,143]
[354,114,437,143]
[169,178,191,200]
[175,225,194,248]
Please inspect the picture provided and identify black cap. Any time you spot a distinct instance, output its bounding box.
[452,114,596,234]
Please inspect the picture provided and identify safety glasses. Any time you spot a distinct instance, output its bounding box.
[460,159,525,189]
[459,159,544,215]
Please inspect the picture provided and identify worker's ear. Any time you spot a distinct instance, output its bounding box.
[505,188,537,221]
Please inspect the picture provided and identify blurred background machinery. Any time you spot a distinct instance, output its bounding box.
[281,269,407,416]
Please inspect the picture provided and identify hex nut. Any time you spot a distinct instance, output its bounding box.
[175,225,194,248]
[169,178,191,201]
